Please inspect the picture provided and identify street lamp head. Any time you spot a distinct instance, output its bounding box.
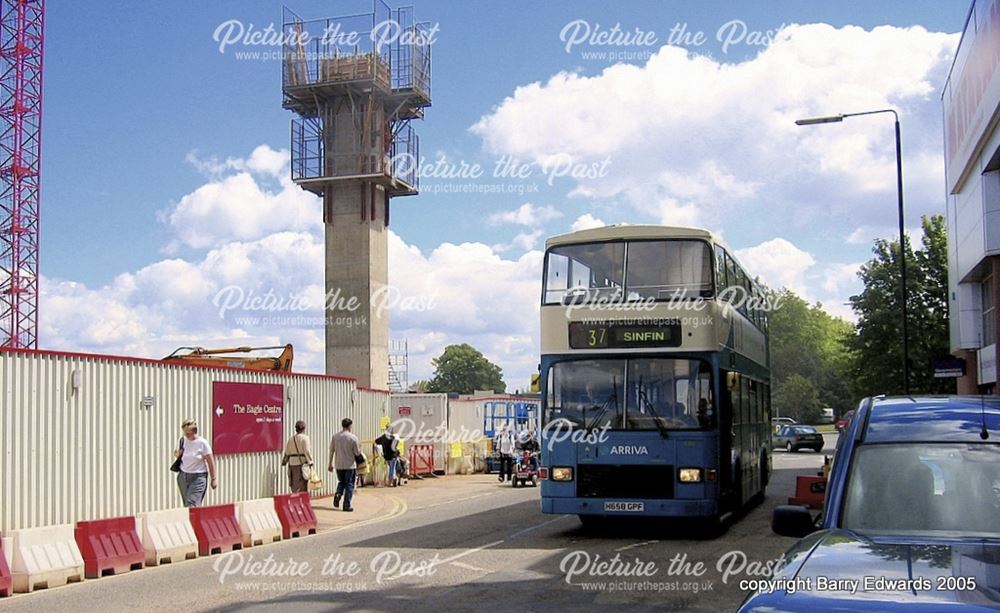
[795,114,845,126]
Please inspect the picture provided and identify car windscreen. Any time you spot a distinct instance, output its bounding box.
[841,443,1000,536]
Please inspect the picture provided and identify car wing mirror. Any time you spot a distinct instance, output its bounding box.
[772,505,817,538]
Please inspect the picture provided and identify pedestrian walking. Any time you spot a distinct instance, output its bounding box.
[327,417,362,512]
[495,424,516,482]
[374,425,401,487]
[174,419,217,507]
[282,420,314,493]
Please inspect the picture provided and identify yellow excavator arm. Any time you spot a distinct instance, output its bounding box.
[162,344,293,371]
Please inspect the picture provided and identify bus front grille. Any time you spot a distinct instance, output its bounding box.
[576,464,675,499]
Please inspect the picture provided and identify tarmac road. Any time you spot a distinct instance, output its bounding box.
[0,438,836,613]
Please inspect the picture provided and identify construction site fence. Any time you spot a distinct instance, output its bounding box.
[0,347,391,531]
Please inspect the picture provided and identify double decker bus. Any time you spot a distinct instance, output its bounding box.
[538,225,771,524]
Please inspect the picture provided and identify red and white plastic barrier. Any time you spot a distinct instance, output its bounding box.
[74,516,145,578]
[236,499,282,547]
[273,493,317,539]
[409,444,435,476]
[138,508,199,566]
[8,524,84,593]
[0,537,12,597]
[189,504,243,556]
[0,493,325,593]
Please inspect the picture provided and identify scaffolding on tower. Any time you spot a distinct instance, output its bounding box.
[388,338,408,393]
[0,0,44,349]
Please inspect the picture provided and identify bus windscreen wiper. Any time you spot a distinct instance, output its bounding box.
[585,376,619,432]
[636,378,669,439]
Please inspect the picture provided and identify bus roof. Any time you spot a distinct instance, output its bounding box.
[543,224,765,295]
[545,224,723,250]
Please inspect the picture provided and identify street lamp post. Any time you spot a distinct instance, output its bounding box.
[795,109,909,394]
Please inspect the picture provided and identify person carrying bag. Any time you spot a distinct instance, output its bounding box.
[170,437,184,472]
[282,420,314,493]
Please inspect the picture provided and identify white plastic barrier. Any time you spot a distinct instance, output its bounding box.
[8,524,84,593]
[237,498,282,547]
[138,508,199,566]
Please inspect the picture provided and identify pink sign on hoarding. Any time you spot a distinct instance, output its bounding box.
[211,381,284,455]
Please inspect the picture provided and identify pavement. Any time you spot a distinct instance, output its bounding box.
[0,444,835,613]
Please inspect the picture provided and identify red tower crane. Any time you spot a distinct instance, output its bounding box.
[0,0,43,348]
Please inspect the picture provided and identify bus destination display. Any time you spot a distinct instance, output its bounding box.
[568,320,681,349]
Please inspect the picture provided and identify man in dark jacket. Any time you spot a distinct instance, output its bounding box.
[374,425,401,487]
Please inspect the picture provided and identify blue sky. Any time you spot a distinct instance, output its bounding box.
[38,1,973,387]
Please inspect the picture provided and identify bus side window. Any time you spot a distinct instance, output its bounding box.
[715,247,728,294]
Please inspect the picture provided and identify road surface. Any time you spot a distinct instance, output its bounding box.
[0,438,835,613]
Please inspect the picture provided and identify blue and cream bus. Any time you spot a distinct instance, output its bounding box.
[538,225,771,524]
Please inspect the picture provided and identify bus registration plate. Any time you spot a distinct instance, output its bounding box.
[604,501,644,512]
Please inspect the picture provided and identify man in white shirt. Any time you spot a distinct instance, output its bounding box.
[495,424,516,483]
[327,417,362,512]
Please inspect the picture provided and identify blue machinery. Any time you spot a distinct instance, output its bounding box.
[483,400,539,438]
[484,400,539,473]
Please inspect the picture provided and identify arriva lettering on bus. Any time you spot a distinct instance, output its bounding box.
[610,445,648,455]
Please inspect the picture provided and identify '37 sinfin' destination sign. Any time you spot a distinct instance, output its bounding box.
[568,320,682,349]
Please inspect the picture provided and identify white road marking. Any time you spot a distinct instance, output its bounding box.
[508,514,572,539]
[326,496,407,533]
[382,539,505,582]
[614,539,660,552]
[449,561,488,572]
[436,539,506,565]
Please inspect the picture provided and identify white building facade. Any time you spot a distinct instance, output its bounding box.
[944,0,1000,392]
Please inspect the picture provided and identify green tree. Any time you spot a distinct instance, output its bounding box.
[426,344,506,394]
[768,288,855,416]
[849,215,951,395]
[773,373,821,423]
[408,380,431,393]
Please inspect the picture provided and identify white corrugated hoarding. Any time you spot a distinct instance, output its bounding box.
[0,347,389,531]
[390,393,448,473]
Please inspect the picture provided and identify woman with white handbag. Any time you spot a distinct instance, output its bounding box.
[281,420,314,493]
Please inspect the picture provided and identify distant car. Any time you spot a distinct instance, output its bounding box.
[819,407,834,424]
[771,416,796,432]
[772,425,824,453]
[835,409,855,433]
[740,396,1000,612]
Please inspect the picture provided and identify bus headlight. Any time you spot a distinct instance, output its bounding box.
[678,468,703,483]
[551,467,573,481]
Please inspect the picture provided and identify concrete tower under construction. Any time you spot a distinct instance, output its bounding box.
[282,2,431,388]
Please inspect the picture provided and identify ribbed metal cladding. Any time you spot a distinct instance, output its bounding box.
[0,348,391,531]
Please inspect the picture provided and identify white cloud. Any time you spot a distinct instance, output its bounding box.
[245,145,288,177]
[735,238,816,295]
[470,24,957,230]
[821,262,863,294]
[165,146,319,251]
[488,202,563,226]
[570,213,606,232]
[847,224,924,247]
[184,145,287,179]
[41,146,546,388]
